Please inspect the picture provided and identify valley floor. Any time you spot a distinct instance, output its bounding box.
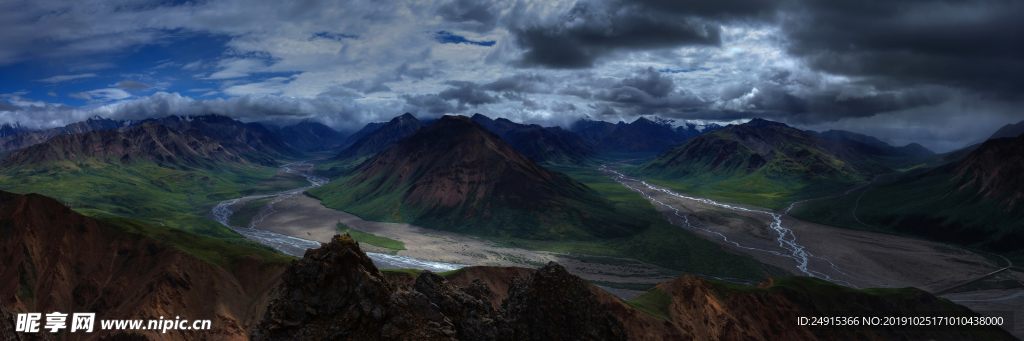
[214,193,679,298]
[601,162,1023,338]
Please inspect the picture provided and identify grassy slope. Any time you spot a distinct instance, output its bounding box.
[312,154,781,281]
[790,165,1024,255]
[337,222,406,250]
[0,157,309,239]
[101,216,294,269]
[628,130,871,210]
[625,287,673,320]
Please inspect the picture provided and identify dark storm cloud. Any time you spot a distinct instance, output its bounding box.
[438,81,500,107]
[435,0,500,32]
[619,67,673,98]
[401,93,458,114]
[481,74,552,93]
[782,0,1024,99]
[508,0,786,68]
[344,79,392,94]
[557,86,593,99]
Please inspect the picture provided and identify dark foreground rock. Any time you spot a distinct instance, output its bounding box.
[501,262,628,341]
[253,235,624,341]
[254,234,1017,341]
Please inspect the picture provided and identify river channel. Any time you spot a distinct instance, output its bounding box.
[211,159,466,272]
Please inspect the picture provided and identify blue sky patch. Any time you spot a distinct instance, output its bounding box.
[435,31,495,47]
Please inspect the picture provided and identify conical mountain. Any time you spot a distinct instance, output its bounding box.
[309,115,633,240]
[334,113,424,161]
[471,114,596,165]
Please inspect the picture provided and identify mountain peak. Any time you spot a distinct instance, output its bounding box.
[334,113,424,160]
[631,116,654,125]
[743,118,789,128]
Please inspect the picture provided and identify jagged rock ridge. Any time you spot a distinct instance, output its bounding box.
[253,235,627,341]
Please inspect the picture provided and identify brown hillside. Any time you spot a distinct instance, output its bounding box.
[0,191,286,340]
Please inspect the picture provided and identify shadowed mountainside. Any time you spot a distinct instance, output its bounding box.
[596,117,686,153]
[273,120,347,152]
[569,119,622,144]
[471,113,597,165]
[810,129,935,157]
[0,191,290,341]
[792,133,1024,254]
[334,113,424,162]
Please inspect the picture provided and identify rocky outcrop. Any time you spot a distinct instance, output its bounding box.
[254,236,627,341]
[253,235,456,340]
[501,262,628,341]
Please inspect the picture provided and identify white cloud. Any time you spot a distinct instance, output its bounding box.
[37,73,97,83]
[69,88,132,102]
[204,58,268,79]
[69,92,92,100]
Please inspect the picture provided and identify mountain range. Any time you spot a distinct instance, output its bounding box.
[595,117,687,153]
[472,113,597,165]
[309,115,635,240]
[270,120,348,152]
[568,116,724,154]
[0,122,254,170]
[809,129,935,157]
[0,116,126,154]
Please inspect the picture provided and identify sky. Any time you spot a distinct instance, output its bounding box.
[0,0,1022,152]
